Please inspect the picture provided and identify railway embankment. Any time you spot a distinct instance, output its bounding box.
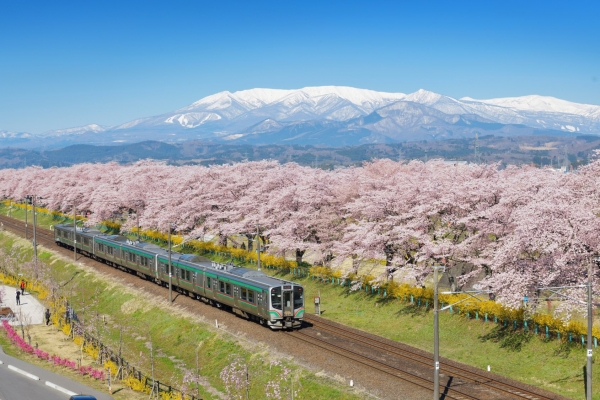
[0,226,365,400]
[0,208,592,399]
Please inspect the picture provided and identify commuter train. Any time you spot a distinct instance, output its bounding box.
[53,224,304,330]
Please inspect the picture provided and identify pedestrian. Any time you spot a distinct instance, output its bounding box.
[16,289,20,306]
[45,308,51,326]
[20,280,25,295]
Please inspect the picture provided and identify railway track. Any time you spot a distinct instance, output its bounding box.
[301,315,555,400]
[0,214,569,400]
[288,328,479,400]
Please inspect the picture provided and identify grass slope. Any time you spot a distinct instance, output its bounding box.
[0,232,361,400]
[2,206,595,398]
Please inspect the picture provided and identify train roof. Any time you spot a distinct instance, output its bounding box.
[55,224,300,288]
[202,261,298,287]
[55,224,103,236]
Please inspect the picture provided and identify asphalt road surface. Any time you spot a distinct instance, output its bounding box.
[0,345,112,400]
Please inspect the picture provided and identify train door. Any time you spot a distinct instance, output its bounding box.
[154,255,160,279]
[282,289,293,317]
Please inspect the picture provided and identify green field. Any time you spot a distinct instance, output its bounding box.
[0,231,361,400]
[1,205,597,399]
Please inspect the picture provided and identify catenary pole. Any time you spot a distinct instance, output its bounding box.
[24,198,28,240]
[433,265,445,400]
[587,259,593,400]
[256,224,261,272]
[168,223,172,303]
[32,195,37,266]
[73,204,76,262]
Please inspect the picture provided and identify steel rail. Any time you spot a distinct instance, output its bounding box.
[305,316,552,400]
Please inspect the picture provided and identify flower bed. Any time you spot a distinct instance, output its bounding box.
[1,320,104,380]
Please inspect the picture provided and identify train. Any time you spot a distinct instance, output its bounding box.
[53,224,304,330]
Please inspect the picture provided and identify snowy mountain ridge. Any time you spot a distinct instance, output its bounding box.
[2,86,600,149]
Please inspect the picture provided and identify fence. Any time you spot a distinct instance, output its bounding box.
[65,315,201,400]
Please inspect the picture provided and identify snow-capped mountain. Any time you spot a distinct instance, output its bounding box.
[41,124,107,137]
[0,130,33,139]
[2,86,600,149]
[112,86,406,132]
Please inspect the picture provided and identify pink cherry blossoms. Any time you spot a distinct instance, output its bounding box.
[1,158,599,311]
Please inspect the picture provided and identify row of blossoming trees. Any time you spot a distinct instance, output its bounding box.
[1,158,600,313]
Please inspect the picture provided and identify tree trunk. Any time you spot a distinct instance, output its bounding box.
[295,249,305,264]
[383,244,396,280]
[351,255,360,274]
[245,234,254,252]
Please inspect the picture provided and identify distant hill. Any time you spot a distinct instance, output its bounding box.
[1,135,599,170]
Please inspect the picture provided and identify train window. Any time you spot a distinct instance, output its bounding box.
[180,269,191,281]
[219,281,231,295]
[107,246,114,256]
[271,287,282,310]
[248,290,254,304]
[241,287,247,301]
[129,252,136,263]
[83,237,90,246]
[140,256,148,267]
[98,243,105,253]
[293,286,303,309]
[206,277,211,288]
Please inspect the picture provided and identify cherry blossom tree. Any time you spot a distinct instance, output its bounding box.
[1,157,599,313]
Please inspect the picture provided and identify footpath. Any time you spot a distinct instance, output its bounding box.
[0,285,45,325]
[0,285,113,400]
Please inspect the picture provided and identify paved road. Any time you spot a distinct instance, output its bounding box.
[0,345,112,400]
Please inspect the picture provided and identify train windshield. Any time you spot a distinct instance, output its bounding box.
[271,287,282,310]
[293,286,303,309]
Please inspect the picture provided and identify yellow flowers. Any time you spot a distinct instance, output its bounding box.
[83,342,99,360]
[104,360,118,377]
[123,375,150,393]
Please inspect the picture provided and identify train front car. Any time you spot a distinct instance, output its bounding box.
[270,283,304,330]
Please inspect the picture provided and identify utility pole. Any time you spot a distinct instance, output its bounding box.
[587,259,593,400]
[32,195,37,267]
[24,197,28,240]
[136,203,140,242]
[73,204,77,262]
[168,223,172,303]
[256,225,261,272]
[432,265,445,400]
[196,343,201,399]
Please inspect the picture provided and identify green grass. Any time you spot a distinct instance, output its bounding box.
[274,272,593,399]
[0,232,361,400]
[0,204,592,398]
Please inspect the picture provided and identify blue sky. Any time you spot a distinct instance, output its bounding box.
[1,1,598,133]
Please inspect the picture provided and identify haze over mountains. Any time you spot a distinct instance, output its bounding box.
[3,86,600,149]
